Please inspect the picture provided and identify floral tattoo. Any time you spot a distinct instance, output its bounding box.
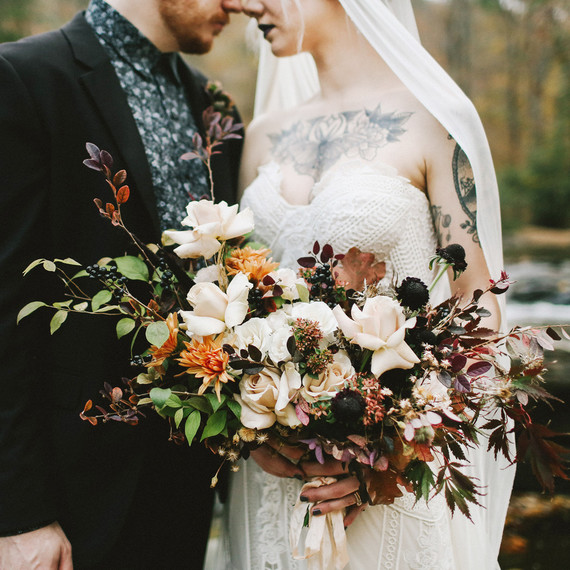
[268,105,413,181]
[452,143,479,243]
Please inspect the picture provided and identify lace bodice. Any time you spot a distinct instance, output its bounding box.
[240,161,439,287]
[211,162,456,570]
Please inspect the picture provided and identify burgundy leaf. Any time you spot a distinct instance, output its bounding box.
[297,256,316,268]
[466,361,492,377]
[454,374,471,393]
[83,158,102,171]
[272,285,283,297]
[85,142,100,160]
[313,241,320,254]
[438,370,452,388]
[262,275,275,286]
[113,169,127,186]
[100,150,113,169]
[546,327,562,341]
[450,354,467,373]
[320,244,334,263]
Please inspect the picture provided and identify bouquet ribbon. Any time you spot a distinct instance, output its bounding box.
[289,477,349,570]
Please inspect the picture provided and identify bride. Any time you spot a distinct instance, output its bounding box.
[212,1,515,568]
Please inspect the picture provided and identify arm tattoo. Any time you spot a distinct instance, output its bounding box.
[430,204,452,245]
[268,105,413,181]
[452,143,479,243]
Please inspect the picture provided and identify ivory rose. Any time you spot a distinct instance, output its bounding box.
[162,200,254,259]
[179,272,252,336]
[301,350,355,402]
[236,364,301,429]
[232,317,273,356]
[332,296,419,377]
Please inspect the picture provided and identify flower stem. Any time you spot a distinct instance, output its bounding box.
[428,263,451,293]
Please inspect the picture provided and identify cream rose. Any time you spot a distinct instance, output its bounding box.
[268,268,306,302]
[236,364,300,429]
[301,350,355,402]
[179,272,252,336]
[333,296,419,377]
[162,200,254,259]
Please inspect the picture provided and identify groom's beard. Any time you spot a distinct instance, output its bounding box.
[158,0,229,55]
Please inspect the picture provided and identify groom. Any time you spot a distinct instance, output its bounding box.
[0,0,242,568]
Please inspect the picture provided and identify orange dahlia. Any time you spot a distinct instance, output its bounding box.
[177,334,232,400]
[225,246,278,283]
[146,312,179,371]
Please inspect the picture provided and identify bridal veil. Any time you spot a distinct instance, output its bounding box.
[249,1,515,568]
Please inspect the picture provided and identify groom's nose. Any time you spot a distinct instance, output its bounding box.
[222,0,243,13]
[241,0,262,17]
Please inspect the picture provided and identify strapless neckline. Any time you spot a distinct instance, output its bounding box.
[242,160,429,209]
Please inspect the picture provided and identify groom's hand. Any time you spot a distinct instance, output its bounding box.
[0,522,73,569]
[250,438,305,479]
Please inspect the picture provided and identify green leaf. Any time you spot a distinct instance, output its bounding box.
[185,397,213,414]
[53,300,73,309]
[115,255,149,281]
[116,317,136,339]
[50,310,68,334]
[43,260,57,272]
[165,394,183,408]
[22,258,47,276]
[201,410,227,441]
[92,290,112,311]
[72,269,88,279]
[54,257,81,266]
[174,407,184,428]
[296,283,310,303]
[17,301,46,324]
[73,302,89,311]
[205,392,226,413]
[227,399,241,419]
[145,321,169,347]
[150,387,172,409]
[185,410,201,446]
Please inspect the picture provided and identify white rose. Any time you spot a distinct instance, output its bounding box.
[236,367,282,429]
[269,268,305,301]
[333,296,419,377]
[194,264,223,283]
[232,318,273,356]
[301,350,355,402]
[291,301,338,342]
[180,272,252,336]
[162,200,254,259]
[267,326,293,364]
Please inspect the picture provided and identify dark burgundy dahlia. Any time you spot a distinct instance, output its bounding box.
[396,277,430,311]
[331,388,366,423]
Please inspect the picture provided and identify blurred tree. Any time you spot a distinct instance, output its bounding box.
[0,0,34,42]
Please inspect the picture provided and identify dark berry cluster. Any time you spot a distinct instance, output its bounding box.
[307,264,337,307]
[130,354,152,367]
[86,264,128,287]
[247,287,265,316]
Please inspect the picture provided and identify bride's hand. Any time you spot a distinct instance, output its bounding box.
[299,458,369,527]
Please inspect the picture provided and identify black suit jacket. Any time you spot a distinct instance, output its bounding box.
[0,13,241,568]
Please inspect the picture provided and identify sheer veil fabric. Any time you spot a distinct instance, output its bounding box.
[225,1,514,568]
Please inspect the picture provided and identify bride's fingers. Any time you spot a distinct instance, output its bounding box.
[343,503,367,528]
[300,476,360,508]
[250,445,305,479]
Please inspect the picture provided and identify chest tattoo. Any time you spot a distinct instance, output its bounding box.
[268,105,413,180]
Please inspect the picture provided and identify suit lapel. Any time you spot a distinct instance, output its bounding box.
[61,13,161,234]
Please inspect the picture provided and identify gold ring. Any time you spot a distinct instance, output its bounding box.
[278,440,285,451]
[353,491,363,507]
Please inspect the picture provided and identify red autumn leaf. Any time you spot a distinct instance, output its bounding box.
[116,185,130,204]
[466,361,492,377]
[105,203,115,216]
[333,247,386,290]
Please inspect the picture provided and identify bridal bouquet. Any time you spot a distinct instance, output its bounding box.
[18,82,568,567]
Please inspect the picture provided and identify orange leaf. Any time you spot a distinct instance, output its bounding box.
[113,169,127,186]
[106,203,115,216]
[116,185,130,204]
[367,468,404,505]
[333,247,386,290]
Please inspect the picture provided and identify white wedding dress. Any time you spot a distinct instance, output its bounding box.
[212,159,461,570]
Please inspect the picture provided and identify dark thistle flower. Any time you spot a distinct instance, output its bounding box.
[331,388,366,423]
[396,277,430,311]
